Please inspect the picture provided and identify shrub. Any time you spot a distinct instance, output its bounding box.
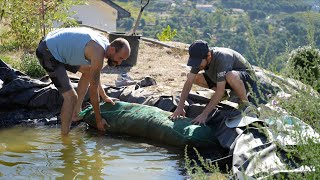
[0,0,83,50]
[279,93,320,131]
[19,53,46,78]
[286,46,320,92]
[184,146,230,179]
[277,89,320,178]
[157,25,177,41]
[0,55,18,68]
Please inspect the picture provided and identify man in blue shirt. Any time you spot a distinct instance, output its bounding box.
[36,27,131,135]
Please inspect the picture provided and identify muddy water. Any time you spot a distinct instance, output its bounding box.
[0,124,186,179]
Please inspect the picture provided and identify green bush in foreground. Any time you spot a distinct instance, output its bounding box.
[279,93,320,131]
[184,146,230,180]
[278,91,320,179]
[286,46,320,92]
[0,55,18,68]
[19,53,46,78]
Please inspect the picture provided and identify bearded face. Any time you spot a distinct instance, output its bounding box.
[107,58,118,67]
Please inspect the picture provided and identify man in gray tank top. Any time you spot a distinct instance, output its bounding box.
[170,40,258,125]
[36,27,131,136]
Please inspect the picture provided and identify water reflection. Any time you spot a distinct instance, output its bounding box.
[0,124,185,179]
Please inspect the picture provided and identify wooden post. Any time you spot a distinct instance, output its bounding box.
[41,0,46,37]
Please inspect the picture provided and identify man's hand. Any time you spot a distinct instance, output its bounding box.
[96,118,110,131]
[102,95,116,105]
[191,113,208,125]
[169,107,186,120]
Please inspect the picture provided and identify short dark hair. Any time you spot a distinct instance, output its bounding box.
[110,38,127,53]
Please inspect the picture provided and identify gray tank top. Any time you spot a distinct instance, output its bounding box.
[45,27,109,65]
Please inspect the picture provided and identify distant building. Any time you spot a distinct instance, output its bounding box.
[195,4,215,13]
[158,0,174,2]
[70,0,130,32]
[231,8,245,14]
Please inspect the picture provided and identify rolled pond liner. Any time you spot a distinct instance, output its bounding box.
[108,32,141,66]
[81,101,221,148]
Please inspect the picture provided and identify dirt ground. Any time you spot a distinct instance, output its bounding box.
[75,39,198,96]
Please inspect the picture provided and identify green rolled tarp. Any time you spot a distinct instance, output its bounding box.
[81,101,219,148]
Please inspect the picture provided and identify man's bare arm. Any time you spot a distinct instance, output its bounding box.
[170,73,196,120]
[99,83,115,105]
[202,81,226,116]
[85,41,106,131]
[191,81,226,125]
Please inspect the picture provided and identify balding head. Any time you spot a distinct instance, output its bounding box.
[110,38,131,55]
[107,38,131,66]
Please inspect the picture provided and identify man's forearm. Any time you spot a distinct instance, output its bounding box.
[202,90,224,116]
[178,80,193,108]
[89,84,102,122]
[98,83,108,99]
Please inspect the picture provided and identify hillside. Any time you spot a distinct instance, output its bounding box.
[115,0,320,71]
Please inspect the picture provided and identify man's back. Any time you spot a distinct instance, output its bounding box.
[205,47,254,83]
[45,27,109,65]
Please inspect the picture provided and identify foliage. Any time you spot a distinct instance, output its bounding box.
[0,55,18,68]
[114,1,156,25]
[19,53,46,78]
[117,17,134,31]
[279,93,320,132]
[286,46,320,92]
[184,146,230,180]
[0,0,83,50]
[277,91,320,179]
[156,25,177,41]
[115,1,320,72]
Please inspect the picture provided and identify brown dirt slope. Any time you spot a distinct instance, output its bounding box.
[90,39,196,96]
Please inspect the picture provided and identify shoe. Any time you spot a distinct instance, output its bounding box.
[115,79,136,87]
[115,73,136,87]
[117,72,134,81]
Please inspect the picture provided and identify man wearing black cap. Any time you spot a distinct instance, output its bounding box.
[169,40,259,125]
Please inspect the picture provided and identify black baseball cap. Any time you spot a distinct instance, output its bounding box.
[187,40,209,67]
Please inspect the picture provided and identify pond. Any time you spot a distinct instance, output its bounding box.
[0,124,187,179]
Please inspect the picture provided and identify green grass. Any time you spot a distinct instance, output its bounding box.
[0,55,16,66]
[19,53,46,78]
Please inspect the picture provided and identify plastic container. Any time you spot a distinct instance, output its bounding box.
[108,32,141,66]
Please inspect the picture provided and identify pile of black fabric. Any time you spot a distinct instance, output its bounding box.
[0,60,63,127]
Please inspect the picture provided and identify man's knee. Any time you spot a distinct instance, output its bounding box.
[226,71,241,85]
[78,65,91,74]
[193,73,209,88]
[62,89,78,104]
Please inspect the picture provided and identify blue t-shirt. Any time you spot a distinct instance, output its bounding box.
[45,27,109,65]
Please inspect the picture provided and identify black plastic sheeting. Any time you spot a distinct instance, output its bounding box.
[0,60,63,127]
[0,59,315,179]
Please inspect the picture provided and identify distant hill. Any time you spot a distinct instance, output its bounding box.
[222,0,309,13]
[115,0,320,72]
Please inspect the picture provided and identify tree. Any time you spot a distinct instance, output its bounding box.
[0,0,83,49]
